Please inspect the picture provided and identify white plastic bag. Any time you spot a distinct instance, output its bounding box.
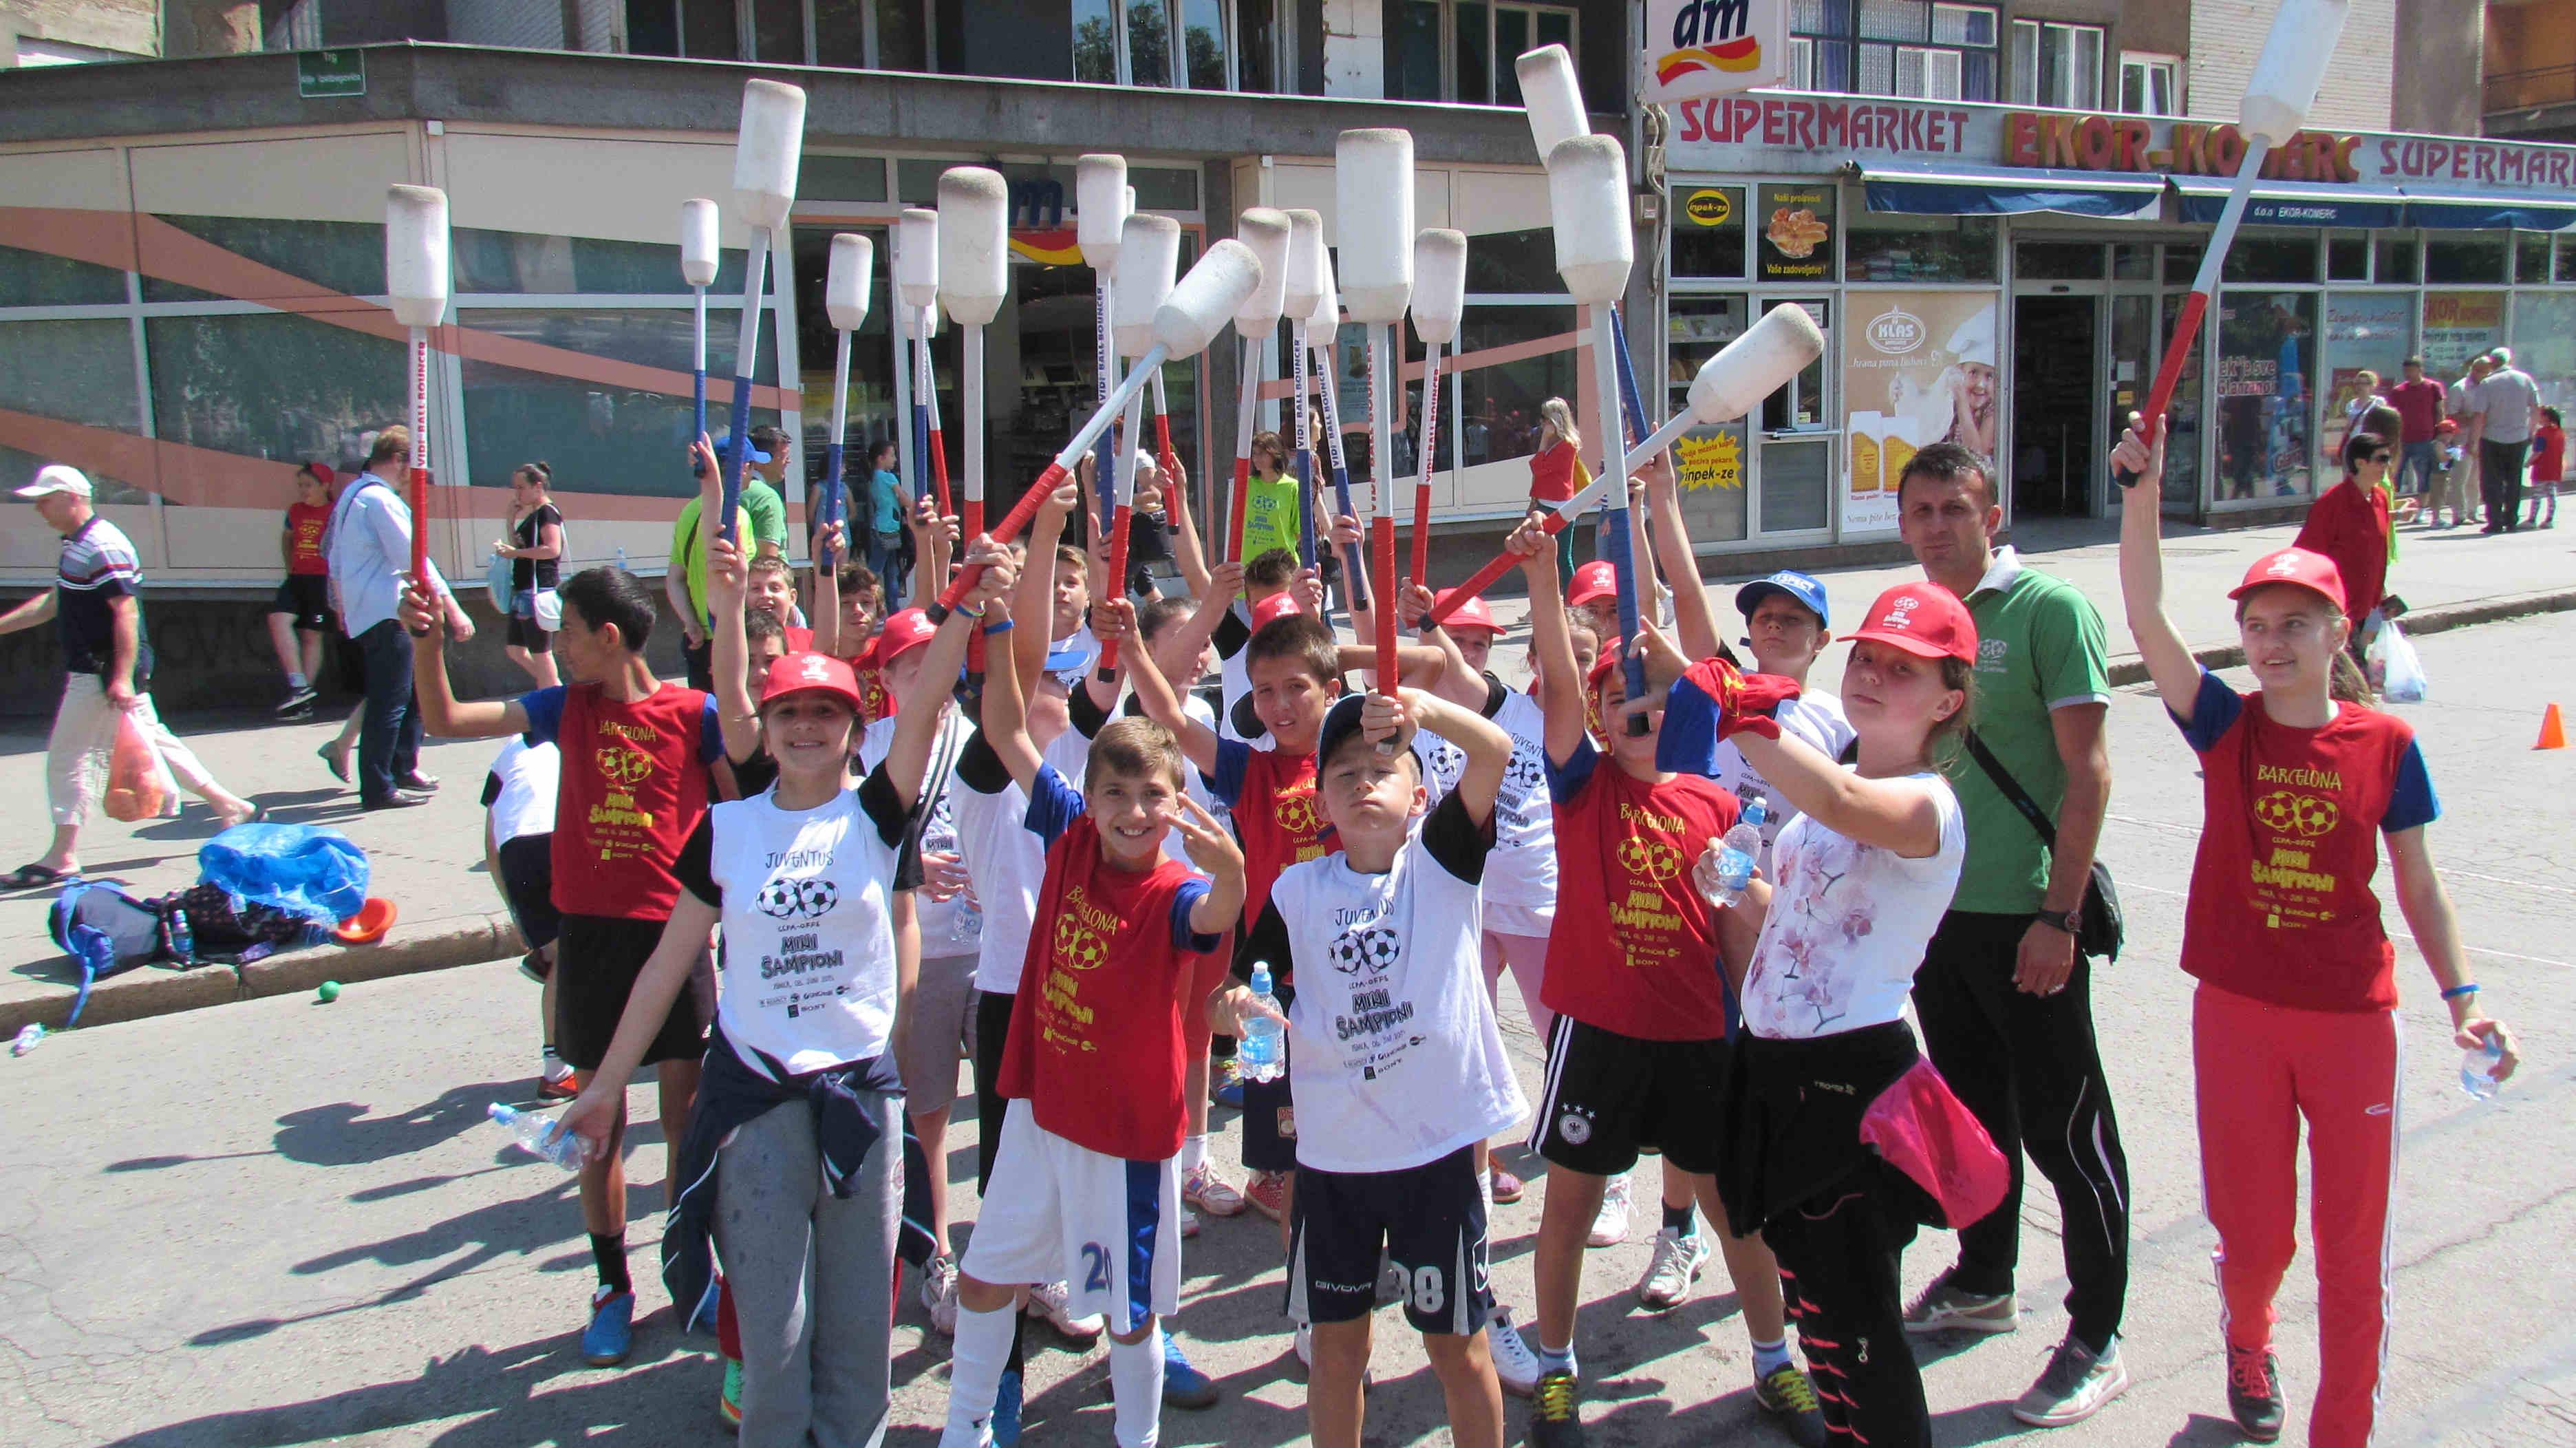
[2367,618,2427,703]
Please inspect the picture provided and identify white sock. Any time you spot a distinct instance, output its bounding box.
[287,672,308,690]
[1179,1134,1208,1173]
[1750,1334,1792,1376]
[941,1301,1015,1447]
[1538,1340,1578,1378]
[1108,1324,1165,1448]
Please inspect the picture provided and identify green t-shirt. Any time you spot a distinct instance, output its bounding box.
[1941,549,2112,914]
[669,497,756,619]
[1239,471,1302,561]
[740,476,788,551]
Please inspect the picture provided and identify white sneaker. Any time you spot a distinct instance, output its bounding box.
[1181,1203,1201,1239]
[1636,1226,1711,1310]
[1485,1308,1543,1398]
[919,1253,960,1335]
[1025,1279,1104,1342]
[1294,1321,1313,1369]
[1587,1172,1634,1248]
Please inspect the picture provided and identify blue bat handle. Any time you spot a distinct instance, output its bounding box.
[1093,426,1118,540]
[1599,506,1650,714]
[911,398,931,524]
[693,371,708,454]
[720,376,754,545]
[1295,443,1318,569]
[1609,307,1650,447]
[822,440,846,564]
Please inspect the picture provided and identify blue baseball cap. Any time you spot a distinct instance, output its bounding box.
[1735,571,1830,628]
[713,433,774,465]
[1045,634,1097,683]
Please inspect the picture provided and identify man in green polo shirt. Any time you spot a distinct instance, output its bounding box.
[665,435,758,692]
[1893,441,2130,1431]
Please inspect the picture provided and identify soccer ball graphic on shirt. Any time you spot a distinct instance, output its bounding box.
[1275,788,1322,839]
[1615,835,1683,883]
[755,876,841,919]
[1329,923,1403,975]
[595,743,654,788]
[1054,916,1109,971]
[2252,789,2339,838]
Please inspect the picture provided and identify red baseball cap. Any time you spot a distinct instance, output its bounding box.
[299,460,336,486]
[1584,639,1626,699]
[1845,583,1977,663]
[1432,588,1499,635]
[2227,546,2346,611]
[866,607,938,669]
[1567,560,1617,608]
[760,650,865,710]
[1251,591,1305,631]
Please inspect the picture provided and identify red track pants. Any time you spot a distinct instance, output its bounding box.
[2193,983,2401,1448]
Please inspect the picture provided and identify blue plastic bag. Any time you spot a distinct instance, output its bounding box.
[198,822,370,924]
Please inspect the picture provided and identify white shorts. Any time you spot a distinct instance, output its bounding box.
[962,1099,1183,1334]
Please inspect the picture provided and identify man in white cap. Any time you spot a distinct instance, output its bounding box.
[0,465,258,891]
[1942,311,1999,465]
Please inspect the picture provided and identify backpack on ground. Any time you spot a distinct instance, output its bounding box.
[45,878,196,1026]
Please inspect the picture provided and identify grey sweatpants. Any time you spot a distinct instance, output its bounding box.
[716,1092,901,1448]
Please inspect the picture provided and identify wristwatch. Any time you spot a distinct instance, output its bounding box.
[2035,908,2082,937]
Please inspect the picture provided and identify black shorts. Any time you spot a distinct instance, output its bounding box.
[271,575,332,632]
[555,912,705,1072]
[495,833,559,950]
[506,612,552,649]
[1288,1145,1492,1335]
[973,988,1016,1193]
[1529,1015,1729,1176]
[1241,1069,1299,1174]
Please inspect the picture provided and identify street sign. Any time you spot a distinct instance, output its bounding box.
[297,50,365,100]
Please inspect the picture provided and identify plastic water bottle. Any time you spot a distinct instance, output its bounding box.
[614,545,630,572]
[10,1023,43,1056]
[1238,962,1287,1083]
[2460,1030,2507,1100]
[489,1102,588,1169]
[1708,796,1770,909]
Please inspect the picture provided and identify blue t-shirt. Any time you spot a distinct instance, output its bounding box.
[870,470,905,535]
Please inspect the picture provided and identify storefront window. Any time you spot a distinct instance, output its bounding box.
[2425,237,2507,284]
[1846,213,1996,284]
[2222,233,2319,284]
[2326,233,2370,281]
[0,243,125,307]
[2110,243,2154,281]
[2421,291,2505,379]
[1666,295,1748,543]
[1763,296,1831,433]
[1761,438,1832,532]
[2319,292,2412,462]
[2559,235,2576,284]
[1455,306,1576,469]
[142,215,384,303]
[147,312,404,475]
[1671,185,1746,280]
[2515,233,2553,286]
[2016,242,2103,281]
[2162,244,2203,286]
[2158,292,2202,509]
[0,319,139,436]
[802,155,891,203]
[2376,237,2420,285]
[2213,291,2314,503]
[1466,226,1570,296]
[1755,184,1836,284]
[2512,290,2576,419]
[454,229,765,295]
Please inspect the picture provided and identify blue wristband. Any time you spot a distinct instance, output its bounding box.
[984,619,1015,637]
[2440,983,2479,1000]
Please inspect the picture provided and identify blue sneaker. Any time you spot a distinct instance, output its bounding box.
[688,1275,722,1335]
[583,1285,635,1366]
[1163,1333,1219,1409]
[992,1367,1024,1447]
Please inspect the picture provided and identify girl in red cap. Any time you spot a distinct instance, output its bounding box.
[2114,414,2518,1446]
[1635,578,1996,1448]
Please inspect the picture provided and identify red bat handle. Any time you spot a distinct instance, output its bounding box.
[1228,456,1253,566]
[1372,517,1397,698]
[963,498,987,673]
[928,425,954,520]
[1425,508,1576,628]
[409,466,428,585]
[1153,412,1177,491]
[936,462,1065,615]
[1409,354,1439,588]
[1098,502,1134,676]
[2140,290,2207,442]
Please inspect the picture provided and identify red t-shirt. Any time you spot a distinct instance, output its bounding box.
[2174,673,2439,1012]
[522,681,721,919]
[1212,738,1333,946]
[855,667,894,723]
[1000,766,1221,1160]
[1540,741,1743,1041]
[2532,423,2565,482]
[2382,378,2445,445]
[1527,440,1583,505]
[2292,478,2390,621]
[285,502,330,576]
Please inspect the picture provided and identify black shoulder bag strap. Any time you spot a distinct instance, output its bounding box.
[1959,729,2123,963]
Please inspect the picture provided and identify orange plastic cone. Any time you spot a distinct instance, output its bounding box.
[2540,703,2568,751]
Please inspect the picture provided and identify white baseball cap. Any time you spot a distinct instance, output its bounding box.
[14,464,93,500]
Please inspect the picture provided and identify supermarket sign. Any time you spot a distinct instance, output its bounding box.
[1641,1,1789,104]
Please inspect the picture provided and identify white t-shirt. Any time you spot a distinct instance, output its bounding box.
[679,771,914,1076]
[1245,795,1528,1173]
[857,707,975,951]
[1708,691,1857,874]
[955,722,1092,994]
[1410,678,1557,938]
[1741,771,1964,1040]
[483,736,559,847]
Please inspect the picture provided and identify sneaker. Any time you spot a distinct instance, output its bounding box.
[1180,1204,1200,1239]
[1183,1162,1247,1217]
[993,1367,1024,1447]
[519,951,553,985]
[1025,1279,1104,1342]
[718,1356,744,1426]
[1293,1321,1312,1370]
[276,684,319,715]
[1485,1308,1542,1398]
[1162,1334,1219,1409]
[1243,1170,1288,1222]
[1902,1268,2017,1334]
[539,1052,579,1102]
[2012,1334,2129,1427]
[1210,1056,1245,1108]
[1488,1164,1525,1204]
[1635,1226,1710,1311]
[1586,1173,1633,1248]
[395,771,440,791]
[1530,1366,1585,1447]
[1752,1363,1828,1448]
[582,1284,634,1366]
[920,1253,960,1336]
[2226,1344,2285,1442]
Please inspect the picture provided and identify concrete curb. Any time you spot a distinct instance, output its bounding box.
[2,911,526,1039]
[2104,586,2576,688]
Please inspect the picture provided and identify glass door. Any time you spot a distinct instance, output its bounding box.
[1666,293,1751,544]
[1758,297,1833,535]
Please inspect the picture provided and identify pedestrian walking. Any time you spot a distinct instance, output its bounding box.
[2294,431,2403,663]
[325,427,469,809]
[2527,405,2562,529]
[864,438,908,599]
[0,465,257,891]
[1893,443,2131,1413]
[2379,358,2445,509]
[2114,411,2520,1447]
[493,461,564,686]
[2434,356,2492,529]
[2469,347,2542,534]
[266,460,338,715]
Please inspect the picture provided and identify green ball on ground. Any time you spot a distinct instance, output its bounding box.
[317,981,342,1003]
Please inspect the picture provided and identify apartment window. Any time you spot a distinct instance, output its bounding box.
[1393,0,1577,103]
[2009,19,2103,109]
[1791,1,1997,102]
[1075,0,1236,87]
[643,0,936,69]
[2119,52,2178,116]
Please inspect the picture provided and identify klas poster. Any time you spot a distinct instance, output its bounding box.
[1840,290,1999,533]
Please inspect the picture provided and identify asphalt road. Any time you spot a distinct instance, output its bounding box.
[3,615,2570,1447]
